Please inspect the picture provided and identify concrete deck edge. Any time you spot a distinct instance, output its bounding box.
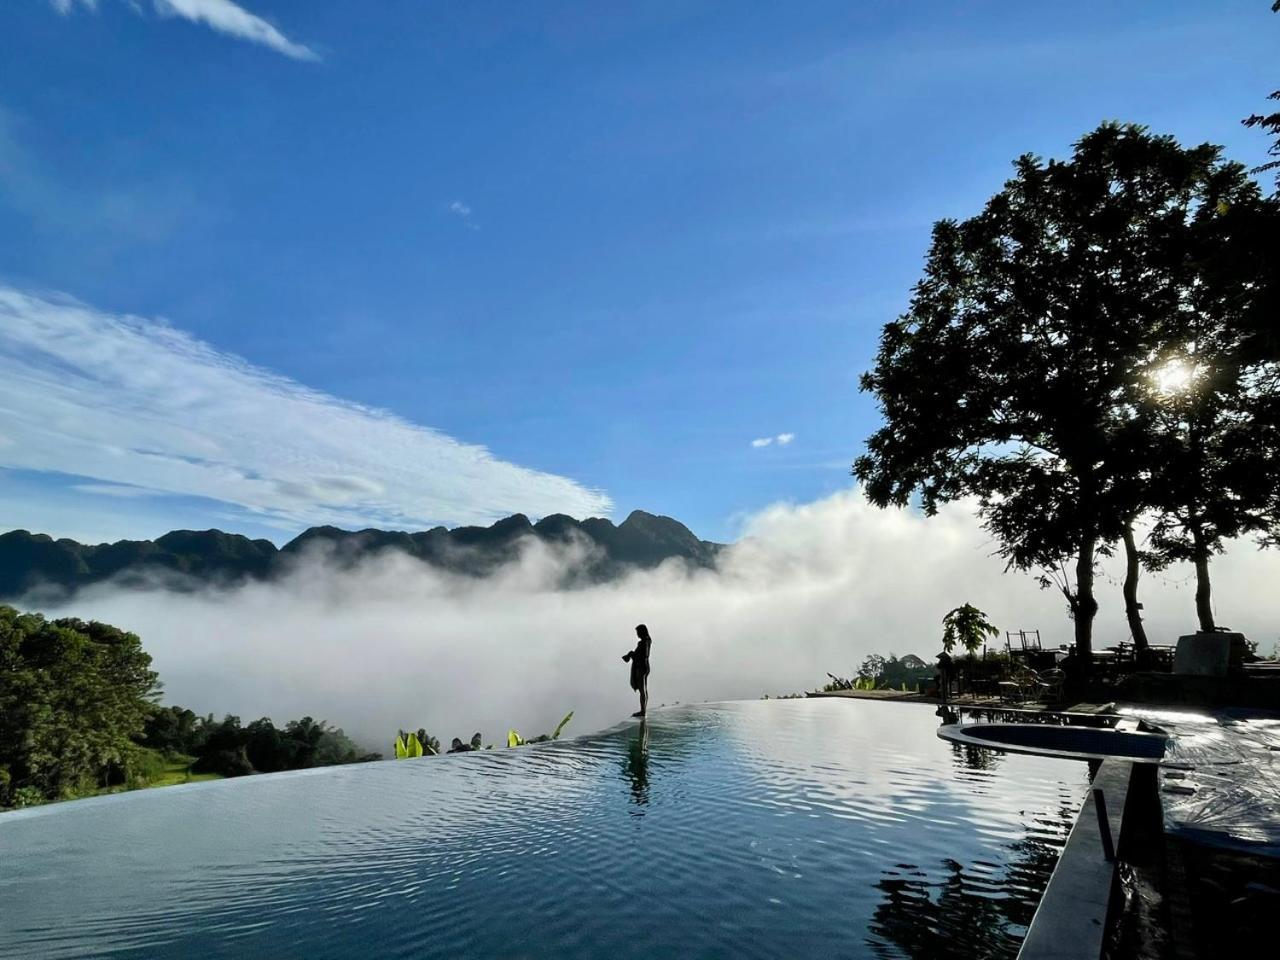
[1016,758,1134,960]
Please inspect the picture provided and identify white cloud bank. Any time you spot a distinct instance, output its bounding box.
[32,489,1280,750]
[49,0,318,61]
[0,286,612,533]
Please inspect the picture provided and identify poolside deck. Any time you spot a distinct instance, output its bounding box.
[1121,706,1280,857]
[814,687,1279,855]
[822,687,1280,957]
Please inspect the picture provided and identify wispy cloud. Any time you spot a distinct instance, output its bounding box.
[71,482,165,499]
[0,286,612,534]
[49,0,98,13]
[448,200,479,231]
[48,0,319,62]
[751,433,795,449]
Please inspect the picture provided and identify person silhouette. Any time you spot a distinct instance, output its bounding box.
[622,623,652,717]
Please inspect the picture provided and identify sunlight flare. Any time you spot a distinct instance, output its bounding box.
[1152,358,1199,397]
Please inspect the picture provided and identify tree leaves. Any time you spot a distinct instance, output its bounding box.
[855,122,1280,646]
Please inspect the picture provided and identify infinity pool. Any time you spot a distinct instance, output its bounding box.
[0,699,1084,959]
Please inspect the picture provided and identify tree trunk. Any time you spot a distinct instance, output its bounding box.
[1192,528,1215,632]
[1121,519,1149,656]
[1074,534,1098,678]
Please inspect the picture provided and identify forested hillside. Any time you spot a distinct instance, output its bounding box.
[0,604,373,809]
[0,510,722,600]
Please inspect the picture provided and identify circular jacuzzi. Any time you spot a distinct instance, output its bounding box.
[937,722,1168,762]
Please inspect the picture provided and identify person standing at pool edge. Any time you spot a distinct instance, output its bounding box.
[622,624,652,717]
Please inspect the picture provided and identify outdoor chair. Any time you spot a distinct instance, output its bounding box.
[1038,668,1066,703]
[1000,667,1049,704]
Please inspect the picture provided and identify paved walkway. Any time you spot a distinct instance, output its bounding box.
[1122,706,1280,856]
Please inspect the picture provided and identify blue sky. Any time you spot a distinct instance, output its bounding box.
[1,0,1276,544]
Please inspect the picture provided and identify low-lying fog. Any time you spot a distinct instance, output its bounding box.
[29,489,1280,752]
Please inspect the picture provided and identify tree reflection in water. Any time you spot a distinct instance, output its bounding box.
[865,803,1076,960]
[868,705,1080,958]
[938,705,1005,774]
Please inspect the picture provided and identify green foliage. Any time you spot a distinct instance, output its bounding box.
[552,711,574,740]
[126,745,170,788]
[128,751,220,789]
[0,603,378,809]
[394,731,425,758]
[0,604,160,807]
[941,604,1000,656]
[824,653,934,693]
[401,712,575,758]
[1241,3,1280,189]
[7,786,47,808]
[143,705,200,754]
[173,714,370,777]
[507,711,574,747]
[858,654,886,683]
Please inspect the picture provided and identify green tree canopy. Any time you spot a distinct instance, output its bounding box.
[855,123,1278,662]
[0,605,160,806]
[941,604,999,656]
[1242,2,1280,190]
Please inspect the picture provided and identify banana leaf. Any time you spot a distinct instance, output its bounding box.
[552,711,574,740]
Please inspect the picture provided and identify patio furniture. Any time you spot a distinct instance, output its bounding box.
[1003,667,1053,703]
[1039,668,1066,702]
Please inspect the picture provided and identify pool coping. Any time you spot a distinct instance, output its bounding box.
[937,721,1167,763]
[1016,758,1136,960]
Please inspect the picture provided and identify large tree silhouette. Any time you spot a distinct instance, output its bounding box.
[856,123,1278,662]
[1242,2,1280,190]
[1136,184,1280,630]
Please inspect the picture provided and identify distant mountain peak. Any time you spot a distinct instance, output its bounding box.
[0,512,723,600]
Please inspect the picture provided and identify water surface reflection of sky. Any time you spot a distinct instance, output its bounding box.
[0,699,1083,960]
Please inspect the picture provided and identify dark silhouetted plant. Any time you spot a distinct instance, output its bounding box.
[941,604,999,657]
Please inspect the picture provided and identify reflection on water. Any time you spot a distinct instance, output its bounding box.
[939,706,1005,774]
[623,720,650,810]
[0,699,1085,959]
[867,805,1076,959]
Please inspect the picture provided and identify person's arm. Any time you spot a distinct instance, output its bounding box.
[622,649,633,662]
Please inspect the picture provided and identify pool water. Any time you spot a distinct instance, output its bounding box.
[0,698,1085,959]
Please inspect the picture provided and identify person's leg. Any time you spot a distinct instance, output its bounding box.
[640,675,648,716]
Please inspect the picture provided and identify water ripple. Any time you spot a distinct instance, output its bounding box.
[0,698,1083,959]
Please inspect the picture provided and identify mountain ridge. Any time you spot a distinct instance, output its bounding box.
[0,510,723,600]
